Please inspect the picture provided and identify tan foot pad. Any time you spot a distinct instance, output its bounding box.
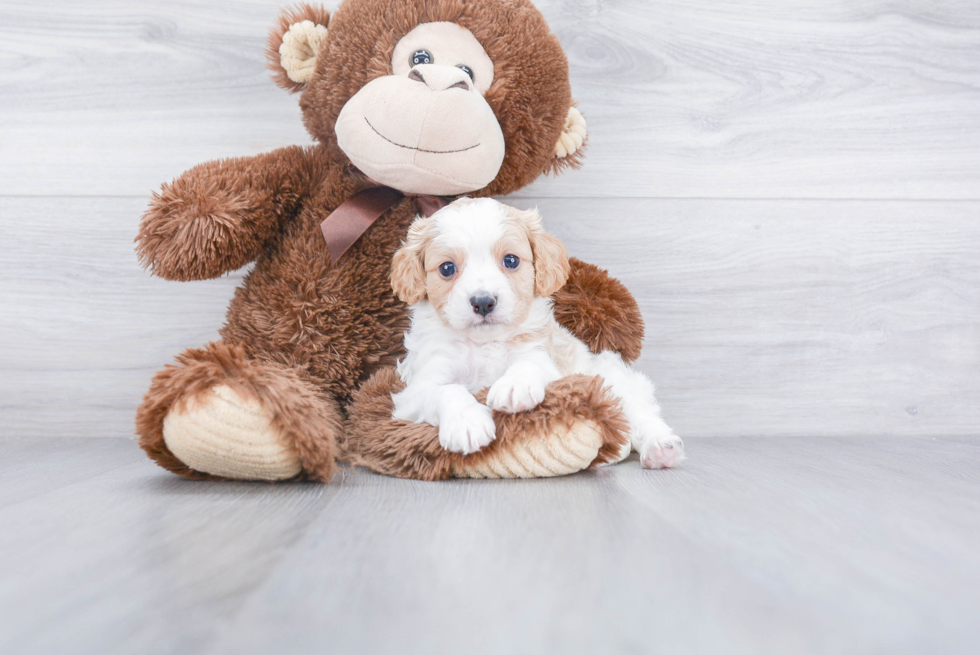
[451,419,604,479]
[163,384,302,480]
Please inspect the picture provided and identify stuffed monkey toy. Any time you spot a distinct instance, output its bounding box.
[135,0,645,482]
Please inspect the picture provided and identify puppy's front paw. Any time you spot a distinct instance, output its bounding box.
[487,374,546,413]
[439,403,497,454]
[640,434,685,469]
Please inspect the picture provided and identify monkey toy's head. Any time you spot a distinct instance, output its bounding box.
[268,0,587,197]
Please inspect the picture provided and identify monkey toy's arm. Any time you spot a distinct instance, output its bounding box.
[553,258,646,364]
[136,146,325,281]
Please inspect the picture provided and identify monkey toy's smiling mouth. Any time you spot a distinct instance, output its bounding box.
[334,58,506,196]
[364,118,480,155]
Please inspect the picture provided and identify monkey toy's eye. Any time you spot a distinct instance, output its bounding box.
[502,254,519,269]
[457,65,474,81]
[438,262,456,278]
[412,50,433,66]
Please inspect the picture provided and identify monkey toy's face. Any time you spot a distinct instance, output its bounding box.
[272,0,588,199]
[335,22,505,196]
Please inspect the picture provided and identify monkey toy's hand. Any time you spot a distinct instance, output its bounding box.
[553,258,646,364]
[136,146,322,281]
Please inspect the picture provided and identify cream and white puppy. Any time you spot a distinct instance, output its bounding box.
[389,198,684,469]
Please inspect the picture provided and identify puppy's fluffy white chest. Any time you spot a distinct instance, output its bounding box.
[397,299,567,395]
[398,303,526,394]
[455,339,512,391]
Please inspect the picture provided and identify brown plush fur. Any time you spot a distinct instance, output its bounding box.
[137,146,330,281]
[553,260,645,363]
[343,368,629,481]
[134,0,643,482]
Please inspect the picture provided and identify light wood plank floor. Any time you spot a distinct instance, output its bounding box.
[1,436,977,655]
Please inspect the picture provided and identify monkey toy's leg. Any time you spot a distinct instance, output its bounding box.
[344,369,632,480]
[136,342,343,481]
[135,146,351,481]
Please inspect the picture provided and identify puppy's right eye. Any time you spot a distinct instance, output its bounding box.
[438,262,456,278]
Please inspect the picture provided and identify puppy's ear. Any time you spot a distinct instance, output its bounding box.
[511,207,571,297]
[391,216,432,304]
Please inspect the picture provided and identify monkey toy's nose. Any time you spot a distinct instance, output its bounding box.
[469,294,496,317]
[408,65,472,92]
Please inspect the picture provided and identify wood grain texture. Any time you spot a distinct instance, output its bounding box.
[0,196,240,438]
[0,436,977,654]
[539,0,980,199]
[1,1,977,438]
[521,197,980,437]
[1,0,979,198]
[3,196,978,439]
[0,437,329,655]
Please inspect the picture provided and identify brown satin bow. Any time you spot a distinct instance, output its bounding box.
[320,187,451,263]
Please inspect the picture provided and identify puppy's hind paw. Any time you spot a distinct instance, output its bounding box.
[640,435,685,469]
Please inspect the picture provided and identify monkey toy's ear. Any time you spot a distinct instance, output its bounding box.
[266,4,331,92]
[550,106,589,172]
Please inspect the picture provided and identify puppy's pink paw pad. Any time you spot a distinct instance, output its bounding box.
[641,436,685,469]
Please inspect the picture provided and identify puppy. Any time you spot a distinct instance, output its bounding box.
[389,198,684,469]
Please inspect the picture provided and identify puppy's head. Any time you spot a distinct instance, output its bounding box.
[391,198,570,332]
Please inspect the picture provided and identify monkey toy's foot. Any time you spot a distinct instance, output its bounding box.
[162,383,302,480]
[344,368,630,481]
[136,342,342,482]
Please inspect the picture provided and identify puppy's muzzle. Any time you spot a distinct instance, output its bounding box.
[470,293,497,317]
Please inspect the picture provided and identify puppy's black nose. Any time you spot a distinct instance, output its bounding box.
[470,294,496,317]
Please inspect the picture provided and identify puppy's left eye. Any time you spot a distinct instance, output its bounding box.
[502,254,520,269]
[439,262,457,278]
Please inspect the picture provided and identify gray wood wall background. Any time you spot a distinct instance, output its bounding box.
[1,0,978,440]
